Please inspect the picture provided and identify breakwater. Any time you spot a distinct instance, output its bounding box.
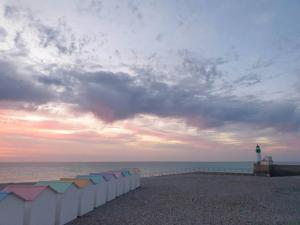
[254,163,300,176]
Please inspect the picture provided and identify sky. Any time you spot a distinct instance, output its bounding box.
[0,0,299,162]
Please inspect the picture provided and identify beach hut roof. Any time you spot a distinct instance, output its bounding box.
[121,169,132,176]
[2,185,51,201]
[76,175,105,184]
[109,171,123,178]
[90,173,115,181]
[0,192,23,202]
[0,192,10,202]
[60,178,92,188]
[35,181,75,193]
[132,168,141,174]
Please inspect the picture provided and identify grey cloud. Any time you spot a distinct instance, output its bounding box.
[13,31,28,55]
[4,5,21,18]
[0,60,53,103]
[35,20,76,55]
[234,73,261,87]
[76,72,299,131]
[40,51,296,132]
[1,37,298,132]
[35,66,300,132]
[128,0,143,20]
[0,27,7,42]
[3,5,80,55]
[176,50,226,93]
[249,57,274,70]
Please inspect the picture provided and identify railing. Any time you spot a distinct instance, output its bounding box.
[140,167,253,178]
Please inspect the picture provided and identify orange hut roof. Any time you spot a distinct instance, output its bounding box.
[60,178,92,188]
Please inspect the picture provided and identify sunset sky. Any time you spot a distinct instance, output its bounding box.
[0,0,299,162]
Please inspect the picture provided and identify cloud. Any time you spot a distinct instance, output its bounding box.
[0,59,53,103]
[33,64,300,132]
[1,3,299,133]
[249,56,274,70]
[35,20,77,55]
[3,5,22,19]
[3,4,81,55]
[234,73,261,87]
[0,26,7,42]
[127,0,143,20]
[76,0,103,14]
[0,44,287,133]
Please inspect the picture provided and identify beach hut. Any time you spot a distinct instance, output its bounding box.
[132,168,141,188]
[109,171,125,196]
[124,168,136,190]
[76,175,107,208]
[121,169,131,193]
[90,173,117,201]
[35,181,79,225]
[2,185,57,225]
[60,178,94,216]
[0,192,24,225]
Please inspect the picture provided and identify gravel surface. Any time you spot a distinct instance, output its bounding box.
[67,174,300,225]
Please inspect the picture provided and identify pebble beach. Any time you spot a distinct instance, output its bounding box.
[65,173,300,225]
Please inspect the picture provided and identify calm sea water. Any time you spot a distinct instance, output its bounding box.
[0,162,256,183]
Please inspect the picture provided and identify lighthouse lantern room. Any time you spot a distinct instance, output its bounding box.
[256,144,262,163]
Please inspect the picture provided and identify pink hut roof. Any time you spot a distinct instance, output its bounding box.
[2,185,49,201]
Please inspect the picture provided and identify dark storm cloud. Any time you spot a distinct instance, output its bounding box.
[0,60,53,103]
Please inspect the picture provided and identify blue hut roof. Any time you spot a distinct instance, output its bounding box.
[35,181,75,193]
[0,192,9,202]
[90,173,115,181]
[121,169,132,176]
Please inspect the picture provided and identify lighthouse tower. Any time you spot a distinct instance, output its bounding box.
[256,144,262,163]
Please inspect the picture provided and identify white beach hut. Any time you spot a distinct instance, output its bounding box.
[35,181,79,225]
[0,192,24,225]
[132,168,141,188]
[60,178,95,216]
[2,185,57,225]
[121,169,131,193]
[90,173,117,201]
[76,175,107,208]
[124,168,136,190]
[109,171,125,196]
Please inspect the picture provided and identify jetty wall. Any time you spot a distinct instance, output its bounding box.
[254,163,300,177]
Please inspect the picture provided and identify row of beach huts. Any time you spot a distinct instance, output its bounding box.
[0,168,141,225]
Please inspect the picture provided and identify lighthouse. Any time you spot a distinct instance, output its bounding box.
[256,144,262,163]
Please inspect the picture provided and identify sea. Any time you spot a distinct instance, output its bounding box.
[0,161,298,183]
[0,161,251,183]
